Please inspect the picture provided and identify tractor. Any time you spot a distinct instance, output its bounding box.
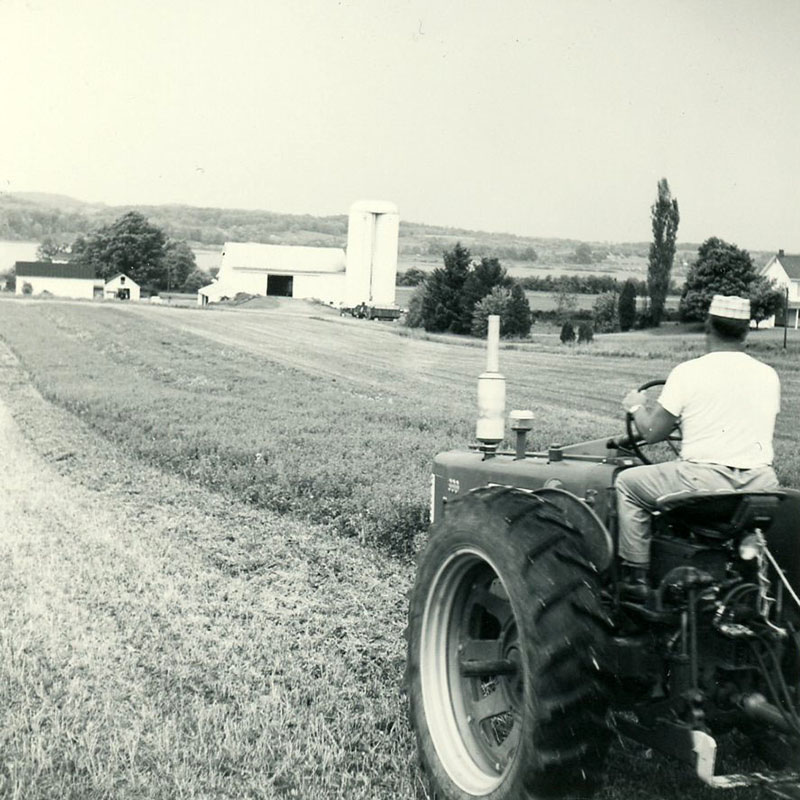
[406,317,800,799]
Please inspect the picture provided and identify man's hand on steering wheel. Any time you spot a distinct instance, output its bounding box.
[620,379,682,465]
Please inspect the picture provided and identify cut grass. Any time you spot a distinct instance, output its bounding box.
[0,298,797,799]
[0,360,418,799]
[0,300,798,554]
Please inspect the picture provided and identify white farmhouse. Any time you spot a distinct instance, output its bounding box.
[759,249,800,329]
[104,273,141,301]
[15,261,101,299]
[198,200,400,308]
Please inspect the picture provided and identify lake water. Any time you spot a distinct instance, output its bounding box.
[0,241,38,273]
[0,241,221,275]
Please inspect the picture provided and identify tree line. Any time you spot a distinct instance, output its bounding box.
[402,179,785,340]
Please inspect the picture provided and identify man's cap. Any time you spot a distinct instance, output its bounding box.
[708,294,750,320]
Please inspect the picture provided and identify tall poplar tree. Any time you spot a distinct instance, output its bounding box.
[647,178,680,326]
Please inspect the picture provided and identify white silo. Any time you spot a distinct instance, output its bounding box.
[345,200,399,308]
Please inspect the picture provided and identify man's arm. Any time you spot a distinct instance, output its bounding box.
[622,390,680,444]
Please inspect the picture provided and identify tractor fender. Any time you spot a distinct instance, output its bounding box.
[530,486,614,573]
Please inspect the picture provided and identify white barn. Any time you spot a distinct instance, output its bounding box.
[200,243,347,305]
[15,261,101,299]
[104,273,141,301]
[759,249,800,329]
[198,200,400,308]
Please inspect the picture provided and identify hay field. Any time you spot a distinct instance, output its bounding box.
[0,297,798,800]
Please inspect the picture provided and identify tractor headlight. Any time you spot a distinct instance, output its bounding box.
[739,532,763,561]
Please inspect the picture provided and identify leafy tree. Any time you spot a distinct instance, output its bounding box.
[182,269,211,293]
[553,286,578,320]
[647,178,680,326]
[36,236,70,262]
[163,240,197,291]
[618,279,637,332]
[72,212,168,290]
[421,243,472,333]
[749,276,785,328]
[471,287,512,337]
[396,267,427,286]
[577,322,594,343]
[591,291,618,332]
[574,243,593,264]
[679,237,757,321]
[560,320,576,344]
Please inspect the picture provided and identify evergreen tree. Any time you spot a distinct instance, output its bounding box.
[421,243,471,333]
[679,237,757,321]
[504,283,532,337]
[647,178,680,326]
[577,322,594,343]
[458,256,512,331]
[618,279,637,331]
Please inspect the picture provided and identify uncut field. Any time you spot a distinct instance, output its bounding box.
[1,296,798,800]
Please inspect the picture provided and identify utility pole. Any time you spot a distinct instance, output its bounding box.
[784,286,789,350]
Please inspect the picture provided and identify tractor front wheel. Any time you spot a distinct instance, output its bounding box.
[406,486,611,799]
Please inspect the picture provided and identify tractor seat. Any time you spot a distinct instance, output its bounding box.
[654,490,787,540]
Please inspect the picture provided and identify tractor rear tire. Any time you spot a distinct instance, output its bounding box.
[406,486,611,799]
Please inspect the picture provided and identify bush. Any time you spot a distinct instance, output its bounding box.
[403,284,426,328]
[471,285,533,338]
[182,269,211,293]
[22,282,32,295]
[577,322,594,343]
[560,321,576,344]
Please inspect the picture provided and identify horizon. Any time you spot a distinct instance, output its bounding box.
[3,190,775,254]
[3,1,800,251]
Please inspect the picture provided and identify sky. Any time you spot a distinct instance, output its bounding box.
[2,0,800,250]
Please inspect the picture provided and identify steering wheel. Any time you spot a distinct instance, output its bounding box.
[624,379,682,465]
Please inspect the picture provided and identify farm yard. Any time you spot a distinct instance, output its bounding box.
[1,296,799,800]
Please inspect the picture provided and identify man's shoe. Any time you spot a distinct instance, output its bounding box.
[619,562,651,604]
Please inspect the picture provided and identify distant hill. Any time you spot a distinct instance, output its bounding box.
[0,191,771,276]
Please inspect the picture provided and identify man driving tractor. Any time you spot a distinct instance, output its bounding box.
[617,294,782,601]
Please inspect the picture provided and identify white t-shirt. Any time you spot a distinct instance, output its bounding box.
[658,351,780,469]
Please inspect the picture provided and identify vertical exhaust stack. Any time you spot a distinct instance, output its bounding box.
[476,315,506,457]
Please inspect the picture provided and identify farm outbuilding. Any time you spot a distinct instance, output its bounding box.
[104,273,140,301]
[14,261,101,299]
[198,200,400,308]
[199,243,347,306]
[759,249,800,329]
